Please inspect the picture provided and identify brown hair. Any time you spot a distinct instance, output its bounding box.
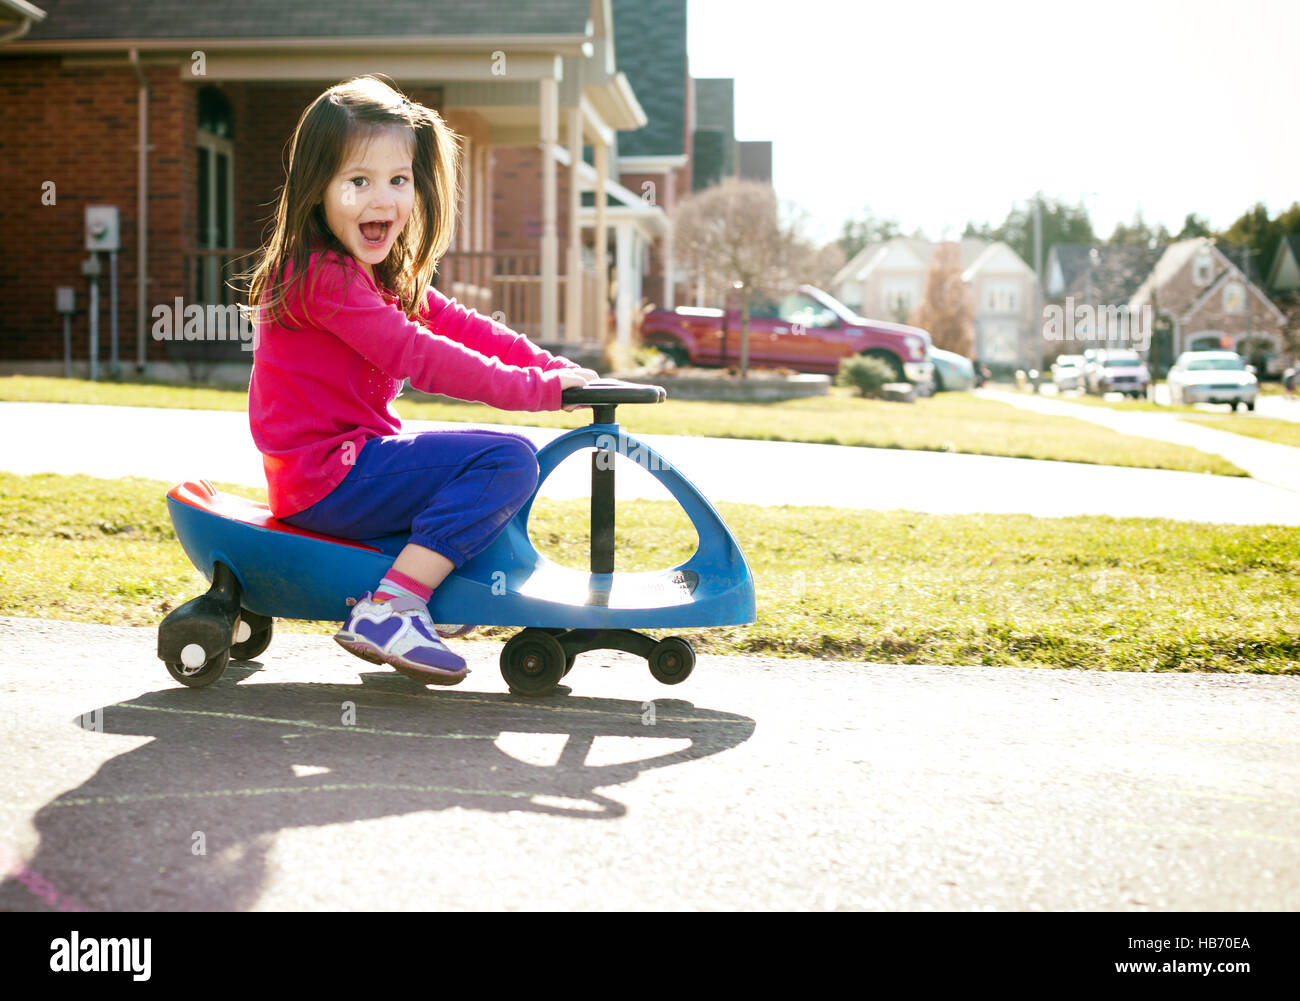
[246,75,460,328]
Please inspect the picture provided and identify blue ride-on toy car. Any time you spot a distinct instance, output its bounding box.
[157,380,756,695]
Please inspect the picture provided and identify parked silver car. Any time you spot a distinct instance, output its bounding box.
[1051,354,1087,392]
[1167,351,1258,411]
[1086,349,1150,397]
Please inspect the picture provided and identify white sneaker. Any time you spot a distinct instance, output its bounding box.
[334,593,468,685]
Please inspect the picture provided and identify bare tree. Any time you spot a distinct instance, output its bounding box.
[672,178,820,377]
[909,241,974,355]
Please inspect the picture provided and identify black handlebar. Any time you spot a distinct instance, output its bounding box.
[560,379,668,406]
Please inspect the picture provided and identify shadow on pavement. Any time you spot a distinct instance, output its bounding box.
[0,663,755,910]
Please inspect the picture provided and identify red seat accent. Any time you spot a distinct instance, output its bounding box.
[167,480,381,553]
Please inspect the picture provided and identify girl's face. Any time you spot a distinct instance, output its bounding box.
[322,126,416,280]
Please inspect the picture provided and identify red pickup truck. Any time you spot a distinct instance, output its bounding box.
[640,285,933,384]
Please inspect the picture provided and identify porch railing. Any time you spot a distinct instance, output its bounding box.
[178,248,607,347]
[174,248,258,362]
[185,247,256,307]
[439,250,605,344]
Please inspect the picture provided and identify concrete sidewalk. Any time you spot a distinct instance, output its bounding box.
[981,388,1300,493]
[4,400,1299,525]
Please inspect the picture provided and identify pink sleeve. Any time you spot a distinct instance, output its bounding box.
[301,254,567,411]
[420,286,580,372]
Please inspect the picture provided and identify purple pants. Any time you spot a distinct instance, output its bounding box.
[281,429,540,568]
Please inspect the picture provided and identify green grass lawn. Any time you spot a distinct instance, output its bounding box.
[4,471,1296,674]
[0,375,1246,476]
[1179,415,1300,449]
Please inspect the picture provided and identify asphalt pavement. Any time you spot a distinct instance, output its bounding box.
[2,616,1296,911]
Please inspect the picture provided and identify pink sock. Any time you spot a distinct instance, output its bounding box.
[374,568,433,604]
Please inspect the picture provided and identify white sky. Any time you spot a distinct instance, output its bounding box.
[686,0,1300,246]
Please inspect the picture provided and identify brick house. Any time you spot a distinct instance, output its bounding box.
[1043,244,1165,364]
[0,0,654,380]
[1128,238,1289,374]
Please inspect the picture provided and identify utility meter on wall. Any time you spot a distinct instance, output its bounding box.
[85,205,120,252]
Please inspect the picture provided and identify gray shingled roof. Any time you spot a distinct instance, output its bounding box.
[692,129,725,190]
[612,0,686,157]
[1050,244,1164,304]
[693,78,735,176]
[17,0,592,40]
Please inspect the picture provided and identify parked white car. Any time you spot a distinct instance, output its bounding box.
[1167,351,1258,411]
[1051,354,1086,392]
[1085,349,1150,397]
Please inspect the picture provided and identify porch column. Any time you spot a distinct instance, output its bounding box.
[458,135,472,253]
[540,77,558,343]
[663,225,674,310]
[593,138,608,344]
[474,145,487,253]
[566,105,583,344]
[615,222,635,346]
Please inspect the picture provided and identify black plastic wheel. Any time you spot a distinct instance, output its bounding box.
[656,342,689,367]
[648,636,695,685]
[165,646,231,688]
[538,628,578,677]
[500,629,567,695]
[230,611,273,661]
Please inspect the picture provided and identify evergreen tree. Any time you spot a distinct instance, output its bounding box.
[837,207,902,261]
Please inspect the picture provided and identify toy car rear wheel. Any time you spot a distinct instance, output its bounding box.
[648,636,695,685]
[501,629,567,695]
[230,611,273,661]
[165,646,230,688]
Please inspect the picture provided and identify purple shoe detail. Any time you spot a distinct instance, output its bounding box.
[334,594,468,685]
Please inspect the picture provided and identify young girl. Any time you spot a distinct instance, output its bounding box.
[246,75,597,686]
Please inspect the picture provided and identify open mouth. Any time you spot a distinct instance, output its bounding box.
[359,221,391,246]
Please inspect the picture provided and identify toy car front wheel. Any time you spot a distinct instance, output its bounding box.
[648,636,695,685]
[500,629,567,695]
[165,645,230,688]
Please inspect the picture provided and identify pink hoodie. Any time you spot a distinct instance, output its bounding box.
[250,250,577,517]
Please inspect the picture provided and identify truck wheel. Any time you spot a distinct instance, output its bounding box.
[652,341,688,367]
[864,350,904,382]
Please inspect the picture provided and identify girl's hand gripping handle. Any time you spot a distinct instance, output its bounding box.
[559,368,599,411]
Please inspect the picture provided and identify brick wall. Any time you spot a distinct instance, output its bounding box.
[491,144,577,258]
[0,65,448,365]
[0,58,187,363]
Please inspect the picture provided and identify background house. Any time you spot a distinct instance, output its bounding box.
[832,237,1038,370]
[1043,244,1164,364]
[1128,238,1288,374]
[609,0,775,317]
[0,0,655,380]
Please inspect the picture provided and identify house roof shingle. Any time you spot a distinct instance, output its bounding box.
[611,0,687,157]
[1050,243,1164,304]
[16,0,593,40]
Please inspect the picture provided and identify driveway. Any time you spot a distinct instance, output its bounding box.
[4,400,1299,525]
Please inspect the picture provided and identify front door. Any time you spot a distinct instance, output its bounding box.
[196,131,235,305]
